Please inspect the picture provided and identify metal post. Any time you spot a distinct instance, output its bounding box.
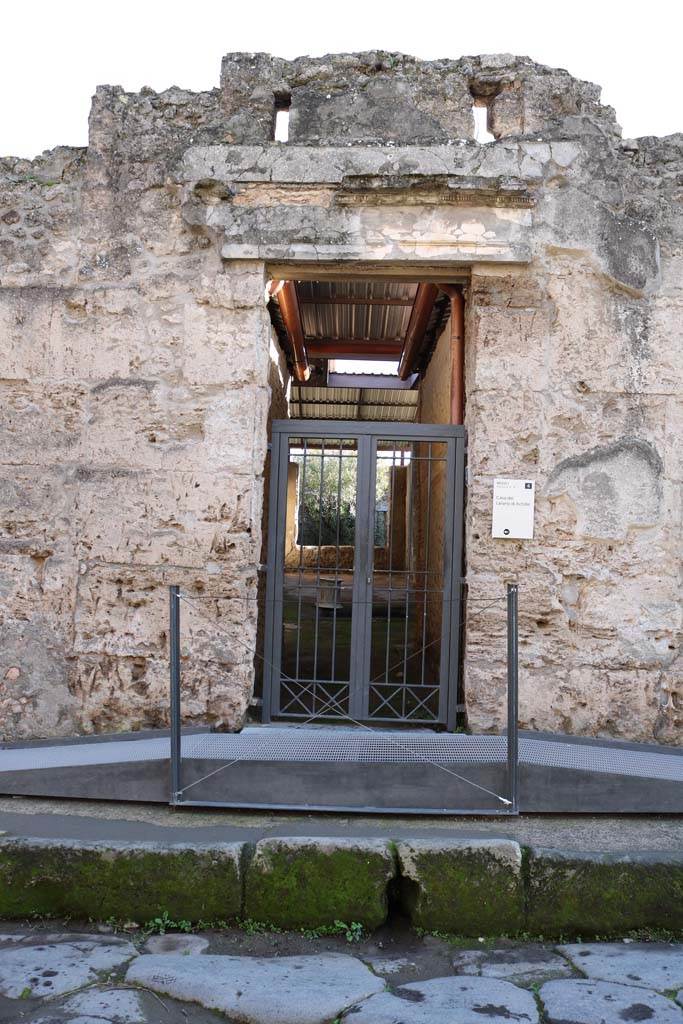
[169,585,182,805]
[506,582,519,812]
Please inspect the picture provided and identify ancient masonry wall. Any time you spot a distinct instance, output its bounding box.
[0,52,681,742]
[0,100,277,736]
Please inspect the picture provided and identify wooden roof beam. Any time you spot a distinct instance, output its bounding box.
[305,340,403,358]
[397,283,440,380]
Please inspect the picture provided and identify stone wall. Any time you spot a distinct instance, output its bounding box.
[0,52,680,742]
[0,135,275,737]
[464,261,680,741]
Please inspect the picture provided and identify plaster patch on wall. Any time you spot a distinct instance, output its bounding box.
[547,438,663,539]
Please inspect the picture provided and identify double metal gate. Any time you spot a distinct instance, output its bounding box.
[262,420,466,729]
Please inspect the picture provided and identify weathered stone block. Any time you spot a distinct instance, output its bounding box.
[0,838,243,922]
[0,618,78,741]
[395,839,524,935]
[73,563,258,655]
[182,304,270,386]
[527,847,683,936]
[243,837,395,929]
[0,380,85,465]
[74,468,258,568]
[194,263,268,310]
[203,385,270,477]
[0,466,76,560]
[468,307,549,393]
[50,288,152,380]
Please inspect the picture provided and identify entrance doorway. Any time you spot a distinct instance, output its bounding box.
[262,420,465,729]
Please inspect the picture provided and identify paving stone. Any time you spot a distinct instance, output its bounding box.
[63,988,146,1022]
[540,978,683,1024]
[395,839,524,934]
[0,932,105,946]
[143,934,209,955]
[126,952,385,1024]
[243,837,394,930]
[559,942,683,990]
[359,938,454,986]
[360,953,419,975]
[0,940,137,999]
[347,975,539,1023]
[451,944,574,985]
[33,1011,104,1019]
[31,986,146,1023]
[45,933,133,946]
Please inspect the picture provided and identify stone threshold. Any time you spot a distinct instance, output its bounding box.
[0,834,681,937]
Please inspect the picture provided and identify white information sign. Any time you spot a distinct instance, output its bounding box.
[492,478,535,539]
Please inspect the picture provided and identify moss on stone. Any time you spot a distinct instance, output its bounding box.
[243,838,394,930]
[526,848,683,937]
[0,839,242,923]
[2,834,683,939]
[396,839,525,935]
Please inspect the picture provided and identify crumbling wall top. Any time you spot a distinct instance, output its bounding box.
[219,51,620,145]
[81,50,622,178]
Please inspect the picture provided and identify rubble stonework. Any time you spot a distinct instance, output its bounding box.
[0,52,680,742]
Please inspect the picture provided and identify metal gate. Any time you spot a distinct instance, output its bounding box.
[262,420,466,729]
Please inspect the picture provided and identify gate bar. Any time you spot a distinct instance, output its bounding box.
[169,584,182,804]
[506,582,519,812]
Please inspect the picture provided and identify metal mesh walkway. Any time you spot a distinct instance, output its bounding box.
[1,728,682,782]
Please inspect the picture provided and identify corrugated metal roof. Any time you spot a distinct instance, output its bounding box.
[290,386,418,422]
[296,280,417,348]
[269,278,450,421]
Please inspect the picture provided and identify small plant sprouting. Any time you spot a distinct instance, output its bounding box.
[143,911,193,936]
[340,920,364,944]
[301,920,364,943]
[237,918,283,936]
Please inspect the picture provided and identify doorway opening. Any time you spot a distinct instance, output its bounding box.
[260,275,468,730]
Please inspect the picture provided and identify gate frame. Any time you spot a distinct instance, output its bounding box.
[262,419,466,730]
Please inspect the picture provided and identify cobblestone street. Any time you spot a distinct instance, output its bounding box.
[0,924,682,1023]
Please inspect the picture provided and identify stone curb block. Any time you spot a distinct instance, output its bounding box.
[395,838,525,935]
[0,835,682,936]
[0,838,242,923]
[243,837,395,929]
[526,847,683,936]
